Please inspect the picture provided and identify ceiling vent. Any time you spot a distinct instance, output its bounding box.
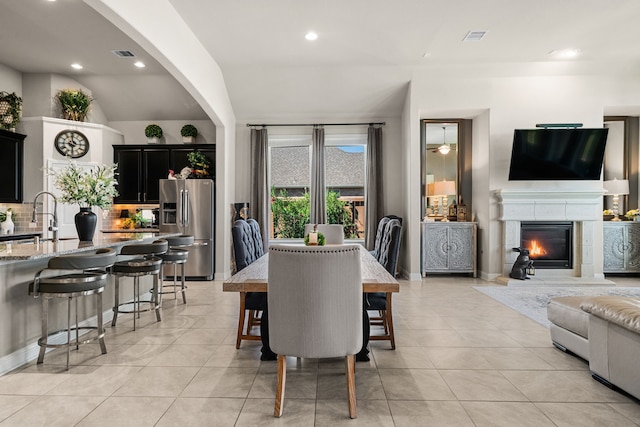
[463,31,487,42]
[112,50,136,58]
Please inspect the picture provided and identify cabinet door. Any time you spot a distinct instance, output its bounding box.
[142,149,170,203]
[626,225,640,271]
[424,225,449,269]
[0,130,25,203]
[603,224,625,271]
[114,148,142,203]
[448,226,475,270]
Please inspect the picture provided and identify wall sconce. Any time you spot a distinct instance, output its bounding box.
[119,209,130,219]
[604,178,629,221]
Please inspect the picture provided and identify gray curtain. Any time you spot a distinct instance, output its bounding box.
[250,127,269,248]
[310,126,326,224]
[365,125,383,249]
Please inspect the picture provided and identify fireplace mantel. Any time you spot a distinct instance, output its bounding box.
[495,189,610,285]
[495,189,604,221]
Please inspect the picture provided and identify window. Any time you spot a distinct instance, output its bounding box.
[325,135,366,239]
[268,133,366,240]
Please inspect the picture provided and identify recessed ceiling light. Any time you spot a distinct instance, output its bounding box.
[305,32,318,41]
[549,48,581,59]
[134,61,146,68]
[71,63,83,70]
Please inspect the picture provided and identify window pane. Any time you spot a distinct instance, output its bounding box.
[270,145,310,238]
[325,145,365,239]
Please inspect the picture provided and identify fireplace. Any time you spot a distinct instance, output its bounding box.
[521,222,573,269]
[495,189,614,284]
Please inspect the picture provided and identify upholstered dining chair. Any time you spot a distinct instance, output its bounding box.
[232,219,267,348]
[303,223,345,245]
[268,244,362,419]
[369,217,390,258]
[367,218,402,349]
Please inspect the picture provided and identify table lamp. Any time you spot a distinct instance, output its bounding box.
[604,178,629,221]
[433,180,456,221]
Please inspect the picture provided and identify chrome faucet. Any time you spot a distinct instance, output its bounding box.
[32,191,59,242]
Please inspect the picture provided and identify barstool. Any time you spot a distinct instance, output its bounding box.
[159,235,194,304]
[28,248,116,370]
[110,239,168,331]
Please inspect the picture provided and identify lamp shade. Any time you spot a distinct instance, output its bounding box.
[119,209,130,219]
[604,178,629,195]
[433,180,456,196]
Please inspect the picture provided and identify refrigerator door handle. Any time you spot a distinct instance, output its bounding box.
[179,189,184,225]
[184,190,190,226]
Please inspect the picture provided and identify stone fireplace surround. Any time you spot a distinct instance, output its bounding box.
[495,189,613,285]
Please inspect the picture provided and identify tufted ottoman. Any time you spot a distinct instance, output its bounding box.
[547,296,590,360]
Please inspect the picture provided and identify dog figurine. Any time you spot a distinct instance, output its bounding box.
[509,247,533,280]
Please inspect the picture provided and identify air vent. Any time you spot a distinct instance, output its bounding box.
[112,50,136,58]
[463,31,487,42]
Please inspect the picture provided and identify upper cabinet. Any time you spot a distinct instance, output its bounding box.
[0,129,26,203]
[113,144,215,204]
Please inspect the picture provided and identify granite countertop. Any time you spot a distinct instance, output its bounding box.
[0,231,180,262]
[101,228,160,233]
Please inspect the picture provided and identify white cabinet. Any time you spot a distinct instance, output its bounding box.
[421,222,477,277]
[603,222,640,273]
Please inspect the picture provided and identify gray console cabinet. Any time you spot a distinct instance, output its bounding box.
[421,222,477,277]
[603,221,640,273]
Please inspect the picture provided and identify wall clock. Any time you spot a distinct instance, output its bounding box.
[54,130,89,158]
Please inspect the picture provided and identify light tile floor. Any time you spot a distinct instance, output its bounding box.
[0,276,639,426]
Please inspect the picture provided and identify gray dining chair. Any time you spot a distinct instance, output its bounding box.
[303,223,345,245]
[232,219,266,348]
[268,244,362,418]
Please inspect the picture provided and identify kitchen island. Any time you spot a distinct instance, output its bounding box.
[0,232,180,374]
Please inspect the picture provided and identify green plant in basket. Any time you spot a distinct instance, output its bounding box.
[304,232,325,246]
[55,88,92,122]
[0,91,23,130]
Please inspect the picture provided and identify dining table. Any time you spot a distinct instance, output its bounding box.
[223,245,400,361]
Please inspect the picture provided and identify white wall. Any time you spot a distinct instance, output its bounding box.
[22,73,109,125]
[108,119,216,145]
[0,64,22,95]
[409,72,640,280]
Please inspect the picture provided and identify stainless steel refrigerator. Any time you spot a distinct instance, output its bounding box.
[159,179,214,280]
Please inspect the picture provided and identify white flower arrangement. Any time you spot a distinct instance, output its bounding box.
[47,162,119,209]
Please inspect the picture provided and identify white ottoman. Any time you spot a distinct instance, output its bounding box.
[547,296,590,360]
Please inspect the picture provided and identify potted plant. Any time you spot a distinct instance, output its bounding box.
[187,150,211,178]
[180,124,198,143]
[55,88,92,122]
[47,161,119,241]
[145,124,163,143]
[0,91,23,131]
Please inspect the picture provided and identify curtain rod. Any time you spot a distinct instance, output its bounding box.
[246,122,385,128]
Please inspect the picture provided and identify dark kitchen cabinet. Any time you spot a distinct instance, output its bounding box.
[113,144,215,204]
[113,146,170,203]
[0,129,25,203]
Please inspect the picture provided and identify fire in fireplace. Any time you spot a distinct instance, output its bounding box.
[520,222,573,269]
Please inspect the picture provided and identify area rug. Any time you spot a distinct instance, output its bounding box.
[474,286,640,328]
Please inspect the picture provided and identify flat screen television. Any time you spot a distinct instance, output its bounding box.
[508,128,608,180]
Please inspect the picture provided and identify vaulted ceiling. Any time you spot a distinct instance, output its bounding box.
[2,0,640,123]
